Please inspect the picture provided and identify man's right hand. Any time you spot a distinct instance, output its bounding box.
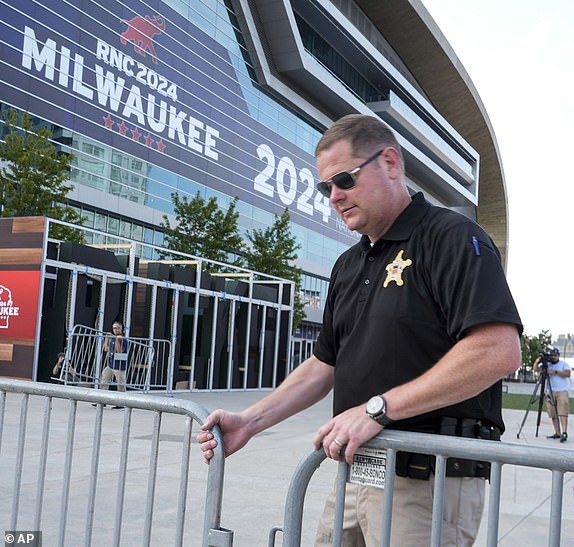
[197,357,335,464]
[197,409,253,464]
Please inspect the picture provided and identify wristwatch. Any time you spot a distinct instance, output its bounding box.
[366,394,395,426]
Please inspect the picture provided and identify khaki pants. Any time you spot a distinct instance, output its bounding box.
[546,390,569,418]
[101,366,126,391]
[315,476,485,547]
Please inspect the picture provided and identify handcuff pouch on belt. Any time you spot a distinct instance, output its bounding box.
[395,417,500,481]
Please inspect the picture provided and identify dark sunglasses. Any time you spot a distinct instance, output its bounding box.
[317,149,384,198]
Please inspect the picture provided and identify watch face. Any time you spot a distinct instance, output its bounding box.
[367,395,384,415]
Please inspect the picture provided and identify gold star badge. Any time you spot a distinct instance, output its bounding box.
[383,250,412,288]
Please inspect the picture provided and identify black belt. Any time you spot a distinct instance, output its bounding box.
[395,417,500,481]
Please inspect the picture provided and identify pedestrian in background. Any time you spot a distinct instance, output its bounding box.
[51,352,76,383]
[99,320,128,408]
[533,347,570,442]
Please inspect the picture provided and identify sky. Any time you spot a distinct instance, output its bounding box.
[421,1,574,339]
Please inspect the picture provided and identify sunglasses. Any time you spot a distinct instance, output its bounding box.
[317,149,384,198]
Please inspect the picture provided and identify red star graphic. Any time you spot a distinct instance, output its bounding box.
[131,127,141,141]
[117,121,128,136]
[103,114,115,129]
[156,139,166,153]
[144,133,154,147]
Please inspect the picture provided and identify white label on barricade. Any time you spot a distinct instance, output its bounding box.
[349,447,387,489]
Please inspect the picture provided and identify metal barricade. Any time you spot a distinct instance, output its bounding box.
[271,430,574,547]
[55,325,173,392]
[0,379,232,547]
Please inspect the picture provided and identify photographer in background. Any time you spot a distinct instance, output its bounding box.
[533,347,571,442]
[51,352,76,383]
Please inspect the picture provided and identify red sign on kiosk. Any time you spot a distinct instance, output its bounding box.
[0,271,41,340]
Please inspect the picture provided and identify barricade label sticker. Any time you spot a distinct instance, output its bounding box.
[349,447,387,489]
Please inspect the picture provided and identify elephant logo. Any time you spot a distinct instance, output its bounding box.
[120,15,166,64]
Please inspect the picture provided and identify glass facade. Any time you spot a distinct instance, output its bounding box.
[296,15,387,103]
[0,0,362,335]
[1,0,481,338]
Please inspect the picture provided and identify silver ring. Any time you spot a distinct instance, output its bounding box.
[333,438,344,448]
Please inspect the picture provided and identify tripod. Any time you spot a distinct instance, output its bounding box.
[517,366,560,439]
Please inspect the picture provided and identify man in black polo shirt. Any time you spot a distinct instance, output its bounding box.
[198,114,522,546]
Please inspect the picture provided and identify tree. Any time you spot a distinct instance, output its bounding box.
[520,330,552,381]
[0,109,84,242]
[161,191,245,268]
[245,208,306,329]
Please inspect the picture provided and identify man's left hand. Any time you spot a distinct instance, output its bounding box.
[313,405,383,465]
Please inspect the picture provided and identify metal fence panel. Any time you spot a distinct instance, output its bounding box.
[54,325,172,393]
[274,430,574,547]
[0,379,231,547]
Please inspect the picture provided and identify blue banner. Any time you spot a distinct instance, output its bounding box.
[0,0,358,244]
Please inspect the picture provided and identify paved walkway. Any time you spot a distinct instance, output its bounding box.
[182,383,574,546]
[1,382,573,545]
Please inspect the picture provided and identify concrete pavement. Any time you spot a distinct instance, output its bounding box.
[185,385,574,546]
[1,382,573,545]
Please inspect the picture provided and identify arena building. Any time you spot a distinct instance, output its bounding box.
[0,0,509,373]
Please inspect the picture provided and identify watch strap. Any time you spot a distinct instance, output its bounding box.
[370,411,395,427]
[366,395,395,426]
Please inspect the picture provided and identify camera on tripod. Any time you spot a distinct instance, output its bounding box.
[538,352,552,370]
[517,346,561,439]
[538,347,560,371]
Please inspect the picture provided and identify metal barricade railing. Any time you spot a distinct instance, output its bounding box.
[56,325,173,392]
[0,379,232,547]
[271,430,574,547]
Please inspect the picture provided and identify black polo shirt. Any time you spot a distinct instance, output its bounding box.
[314,192,522,432]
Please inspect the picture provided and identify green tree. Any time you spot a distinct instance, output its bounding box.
[245,208,305,329]
[519,330,552,380]
[161,192,245,268]
[0,109,84,242]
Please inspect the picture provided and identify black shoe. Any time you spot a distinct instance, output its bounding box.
[561,432,568,443]
[547,433,561,439]
[111,405,124,409]
[92,403,106,408]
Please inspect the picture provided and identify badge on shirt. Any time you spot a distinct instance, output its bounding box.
[349,446,387,489]
[383,250,412,288]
